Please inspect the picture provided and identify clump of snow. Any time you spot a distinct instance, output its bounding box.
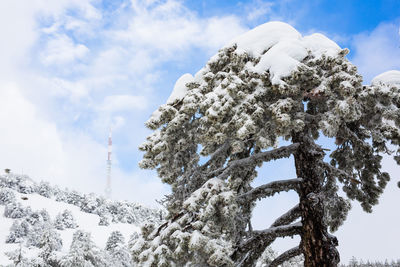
[226,21,302,57]
[371,70,400,87]
[225,21,341,84]
[166,73,194,104]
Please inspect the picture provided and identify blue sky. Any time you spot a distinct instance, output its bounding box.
[0,0,399,263]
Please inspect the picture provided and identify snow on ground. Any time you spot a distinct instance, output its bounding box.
[0,206,18,266]
[0,188,140,266]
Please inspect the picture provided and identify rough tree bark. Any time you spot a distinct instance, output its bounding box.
[293,131,340,267]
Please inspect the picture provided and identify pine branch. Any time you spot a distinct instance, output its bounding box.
[322,162,353,181]
[251,222,302,239]
[232,206,301,265]
[199,141,231,171]
[270,204,301,227]
[208,143,300,179]
[237,178,302,203]
[234,222,302,265]
[267,246,302,267]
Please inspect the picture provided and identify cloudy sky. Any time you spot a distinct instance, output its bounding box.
[0,0,399,263]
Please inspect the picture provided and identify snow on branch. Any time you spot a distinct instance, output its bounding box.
[236,223,302,259]
[267,246,302,267]
[199,141,231,171]
[270,204,301,228]
[208,143,300,179]
[237,178,302,203]
[251,222,302,239]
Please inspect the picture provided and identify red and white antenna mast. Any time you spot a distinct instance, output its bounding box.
[105,128,112,198]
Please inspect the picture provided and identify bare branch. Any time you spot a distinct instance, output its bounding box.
[209,143,300,179]
[270,204,301,228]
[267,246,302,267]
[237,178,302,203]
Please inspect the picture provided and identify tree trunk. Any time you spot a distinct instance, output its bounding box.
[293,133,340,267]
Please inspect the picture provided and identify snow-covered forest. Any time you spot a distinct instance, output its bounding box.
[0,172,163,266]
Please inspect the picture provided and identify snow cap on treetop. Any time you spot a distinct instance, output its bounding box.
[371,70,400,87]
[172,21,342,92]
[225,21,341,84]
[166,73,194,104]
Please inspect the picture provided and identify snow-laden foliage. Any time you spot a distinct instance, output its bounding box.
[106,231,133,267]
[0,172,165,226]
[137,21,400,266]
[37,181,53,198]
[0,173,162,267]
[37,227,63,265]
[132,178,237,266]
[60,230,109,267]
[340,257,400,267]
[255,247,303,267]
[0,188,16,205]
[6,220,30,244]
[4,202,31,219]
[55,209,78,230]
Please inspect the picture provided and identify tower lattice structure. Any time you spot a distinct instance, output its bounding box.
[105,129,112,198]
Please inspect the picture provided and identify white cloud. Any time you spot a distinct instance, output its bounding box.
[246,0,274,22]
[111,0,247,55]
[0,82,65,180]
[102,94,148,112]
[0,82,166,206]
[351,21,400,83]
[41,34,89,65]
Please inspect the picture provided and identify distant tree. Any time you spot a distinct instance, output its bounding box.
[134,22,400,266]
[4,202,31,219]
[39,209,51,222]
[54,210,78,230]
[53,186,68,202]
[0,188,16,204]
[348,256,359,267]
[37,181,53,198]
[105,231,132,267]
[38,226,63,266]
[65,190,83,207]
[6,220,30,243]
[17,177,36,194]
[81,193,99,213]
[5,244,31,267]
[60,230,108,267]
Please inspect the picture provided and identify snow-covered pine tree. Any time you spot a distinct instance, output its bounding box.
[4,202,31,219]
[60,230,108,267]
[37,181,53,198]
[0,188,16,204]
[106,231,132,267]
[135,21,400,267]
[5,244,35,267]
[6,220,30,244]
[54,209,78,230]
[37,226,63,266]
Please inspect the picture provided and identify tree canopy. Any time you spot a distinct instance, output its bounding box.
[134,22,400,267]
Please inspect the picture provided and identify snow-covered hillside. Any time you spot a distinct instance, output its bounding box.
[0,173,164,266]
